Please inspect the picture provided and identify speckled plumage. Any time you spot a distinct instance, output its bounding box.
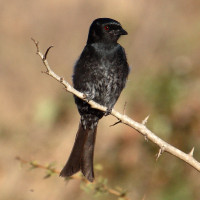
[60,18,129,182]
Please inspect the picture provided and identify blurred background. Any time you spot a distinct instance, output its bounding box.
[0,0,200,199]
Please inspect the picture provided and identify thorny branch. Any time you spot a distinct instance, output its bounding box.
[32,39,200,175]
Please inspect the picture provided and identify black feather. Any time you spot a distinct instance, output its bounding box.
[60,18,130,182]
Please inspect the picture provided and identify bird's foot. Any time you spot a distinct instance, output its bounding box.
[83,92,95,102]
[104,108,112,116]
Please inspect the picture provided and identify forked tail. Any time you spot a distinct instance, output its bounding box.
[60,121,97,182]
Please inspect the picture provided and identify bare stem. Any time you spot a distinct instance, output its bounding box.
[16,156,130,200]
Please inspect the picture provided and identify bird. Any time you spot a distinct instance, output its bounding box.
[60,18,130,182]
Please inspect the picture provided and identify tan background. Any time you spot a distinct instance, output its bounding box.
[1,0,200,199]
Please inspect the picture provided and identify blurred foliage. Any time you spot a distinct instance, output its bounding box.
[33,94,74,127]
[17,157,130,200]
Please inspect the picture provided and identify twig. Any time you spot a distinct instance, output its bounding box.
[44,45,54,60]
[110,120,121,127]
[16,156,60,174]
[32,39,200,174]
[16,156,130,200]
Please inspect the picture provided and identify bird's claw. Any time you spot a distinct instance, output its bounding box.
[104,108,112,116]
[83,92,95,102]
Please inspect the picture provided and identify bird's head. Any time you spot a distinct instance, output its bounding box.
[87,18,127,45]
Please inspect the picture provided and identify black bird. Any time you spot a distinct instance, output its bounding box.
[60,18,130,182]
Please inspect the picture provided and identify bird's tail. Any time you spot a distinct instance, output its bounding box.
[60,120,98,182]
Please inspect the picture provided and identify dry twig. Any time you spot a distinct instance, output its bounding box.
[16,156,130,200]
[32,39,200,174]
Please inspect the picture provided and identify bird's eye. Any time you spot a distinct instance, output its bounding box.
[104,25,109,31]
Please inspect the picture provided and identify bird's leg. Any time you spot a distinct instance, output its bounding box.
[83,92,95,102]
[104,106,113,116]
[83,86,95,102]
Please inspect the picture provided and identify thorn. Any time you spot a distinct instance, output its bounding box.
[43,45,54,60]
[142,115,150,125]
[156,146,165,161]
[31,38,39,52]
[189,147,195,157]
[60,77,64,83]
[144,134,148,142]
[41,70,49,75]
[31,37,37,44]
[110,120,121,127]
[123,101,127,115]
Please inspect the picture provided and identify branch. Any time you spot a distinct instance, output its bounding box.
[16,157,130,200]
[32,39,200,174]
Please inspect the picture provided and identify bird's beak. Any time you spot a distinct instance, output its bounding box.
[120,28,128,35]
